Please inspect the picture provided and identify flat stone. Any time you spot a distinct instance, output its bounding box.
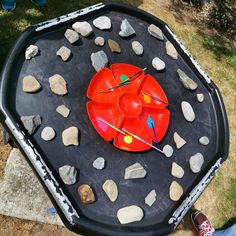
[162,144,174,157]
[124,162,147,180]
[102,179,118,202]
[62,126,79,146]
[78,184,95,204]
[59,165,77,185]
[169,181,183,201]
[72,21,93,37]
[64,29,79,44]
[56,105,70,118]
[190,153,204,173]
[119,19,135,38]
[56,46,71,61]
[108,39,121,53]
[152,57,166,71]
[25,45,39,60]
[199,136,209,145]
[95,36,105,46]
[93,16,111,30]
[22,75,41,93]
[197,93,204,102]
[173,132,186,149]
[91,50,108,72]
[181,101,195,122]
[145,190,157,207]
[177,69,198,90]
[171,162,184,178]
[49,74,67,96]
[21,115,41,135]
[41,127,56,141]
[166,41,178,59]
[117,205,143,224]
[148,24,164,40]
[131,41,143,56]
[93,157,105,170]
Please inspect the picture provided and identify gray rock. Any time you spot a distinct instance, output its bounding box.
[199,136,209,146]
[119,19,135,38]
[171,162,184,178]
[102,179,118,202]
[177,69,198,90]
[117,205,144,224]
[173,132,186,149]
[197,93,204,102]
[59,165,77,185]
[49,74,67,96]
[189,153,204,173]
[21,115,41,135]
[169,181,183,201]
[22,75,41,93]
[64,29,79,44]
[94,36,105,46]
[72,21,93,37]
[56,105,70,118]
[56,46,71,61]
[41,127,56,141]
[152,57,166,71]
[145,189,156,207]
[166,41,178,59]
[25,45,39,60]
[108,39,121,53]
[62,126,79,146]
[131,41,143,56]
[124,163,147,180]
[91,50,108,71]
[93,157,105,170]
[181,101,195,122]
[148,24,164,40]
[93,16,111,30]
[162,144,173,157]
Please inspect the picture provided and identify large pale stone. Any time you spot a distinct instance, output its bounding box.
[93,16,111,30]
[171,162,184,178]
[59,165,77,185]
[117,205,143,224]
[56,105,70,118]
[41,127,56,141]
[102,179,118,202]
[62,126,79,146]
[64,29,79,44]
[166,41,178,59]
[49,74,67,96]
[124,163,147,179]
[131,41,143,55]
[56,46,71,61]
[148,24,164,40]
[190,153,204,173]
[169,181,183,201]
[119,19,135,38]
[72,21,93,37]
[91,50,108,71]
[22,75,41,93]
[162,144,174,157]
[177,69,198,90]
[181,101,195,122]
[152,57,166,71]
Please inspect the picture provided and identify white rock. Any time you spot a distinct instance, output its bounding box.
[49,74,67,96]
[197,93,204,102]
[102,179,118,202]
[59,165,77,185]
[152,57,166,71]
[56,46,71,61]
[173,132,186,149]
[169,181,183,201]
[94,36,105,46]
[72,21,93,37]
[91,50,108,72]
[117,205,144,224]
[64,29,79,44]
[124,162,147,179]
[171,162,184,178]
[181,101,195,122]
[131,41,143,56]
[22,75,41,93]
[166,41,178,59]
[62,126,79,146]
[41,127,56,141]
[56,105,70,118]
[119,19,135,38]
[190,153,204,173]
[93,16,111,30]
[25,45,39,60]
[145,190,156,207]
[93,157,105,170]
[148,24,164,40]
[162,145,174,157]
[177,69,198,90]
[199,136,209,146]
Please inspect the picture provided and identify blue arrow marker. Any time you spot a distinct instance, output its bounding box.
[147,115,160,148]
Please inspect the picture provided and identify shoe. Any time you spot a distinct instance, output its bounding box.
[191,210,215,236]
[31,0,47,7]
[2,0,16,11]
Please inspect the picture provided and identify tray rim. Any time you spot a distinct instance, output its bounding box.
[0,2,229,236]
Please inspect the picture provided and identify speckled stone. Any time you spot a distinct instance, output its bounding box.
[49,74,67,96]
[177,69,198,90]
[102,179,118,202]
[56,46,71,61]
[64,29,79,44]
[78,184,95,204]
[131,41,143,56]
[108,39,121,53]
[91,50,108,72]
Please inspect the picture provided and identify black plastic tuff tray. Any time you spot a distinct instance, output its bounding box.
[0,2,229,236]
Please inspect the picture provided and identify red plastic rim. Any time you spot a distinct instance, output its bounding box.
[86,63,170,152]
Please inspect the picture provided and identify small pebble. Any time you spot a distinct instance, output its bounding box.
[91,50,108,72]
[177,69,198,90]
[93,157,105,170]
[25,45,39,60]
[197,93,204,102]
[41,127,56,141]
[119,19,135,38]
[62,126,79,146]
[93,16,111,30]
[102,179,118,202]
[56,105,70,118]
[49,74,67,96]
[152,57,166,71]
[145,190,157,207]
[22,75,41,93]
[59,165,77,185]
[166,41,178,59]
[56,46,71,61]
[173,132,186,149]
[171,162,184,178]
[94,36,105,46]
[64,29,79,44]
[21,115,41,135]
[199,136,209,146]
[108,39,121,53]
[124,162,147,180]
[117,205,143,224]
[162,144,174,157]
[190,153,204,173]
[78,184,95,204]
[169,181,183,201]
[148,24,164,40]
[181,101,195,122]
[72,21,93,37]
[131,41,143,56]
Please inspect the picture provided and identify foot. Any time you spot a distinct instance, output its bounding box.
[2,0,16,11]
[191,210,215,236]
[31,0,47,7]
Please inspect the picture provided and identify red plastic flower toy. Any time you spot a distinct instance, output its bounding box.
[86,63,170,152]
